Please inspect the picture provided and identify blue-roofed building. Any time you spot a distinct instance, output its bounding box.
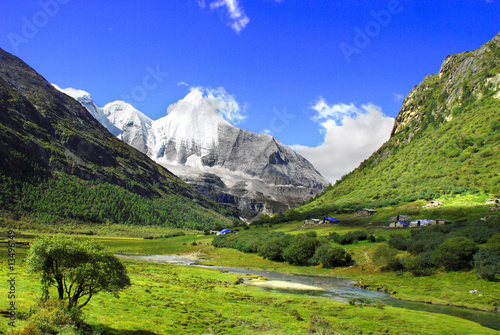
[217,229,231,235]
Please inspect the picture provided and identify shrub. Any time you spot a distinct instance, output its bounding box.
[245,238,263,253]
[486,233,500,256]
[313,244,352,268]
[388,234,410,251]
[373,245,401,272]
[9,300,81,335]
[459,226,494,244]
[474,248,500,282]
[283,234,320,266]
[334,231,368,245]
[432,237,478,271]
[402,254,434,276]
[328,232,340,241]
[258,236,291,262]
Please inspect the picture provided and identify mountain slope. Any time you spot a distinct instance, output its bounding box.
[303,32,500,209]
[57,88,329,219]
[0,48,232,229]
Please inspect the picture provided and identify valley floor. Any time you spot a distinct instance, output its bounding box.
[1,217,499,334]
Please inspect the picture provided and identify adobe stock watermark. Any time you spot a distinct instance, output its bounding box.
[6,230,17,327]
[339,0,403,63]
[7,0,71,53]
[269,107,295,133]
[121,65,169,105]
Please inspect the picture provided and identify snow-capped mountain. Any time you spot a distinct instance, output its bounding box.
[54,86,329,218]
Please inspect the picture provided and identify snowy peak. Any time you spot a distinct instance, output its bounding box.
[52,84,90,101]
[155,89,230,149]
[53,85,121,136]
[168,89,232,126]
[61,85,328,218]
[103,101,152,130]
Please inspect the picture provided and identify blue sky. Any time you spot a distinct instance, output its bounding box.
[1,0,499,181]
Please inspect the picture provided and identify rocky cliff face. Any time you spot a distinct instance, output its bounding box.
[56,88,329,219]
[391,32,500,140]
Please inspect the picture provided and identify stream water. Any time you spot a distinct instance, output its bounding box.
[118,254,500,331]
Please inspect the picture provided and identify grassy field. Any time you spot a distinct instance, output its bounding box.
[0,209,499,334]
[0,245,498,335]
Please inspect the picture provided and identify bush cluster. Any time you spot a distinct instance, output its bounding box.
[10,299,104,335]
[381,219,500,281]
[212,231,352,268]
[328,231,368,245]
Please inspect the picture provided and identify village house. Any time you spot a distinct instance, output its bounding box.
[423,200,443,208]
[357,208,377,216]
[389,221,410,228]
[490,205,500,212]
[389,214,413,223]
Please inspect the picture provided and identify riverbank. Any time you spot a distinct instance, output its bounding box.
[190,242,500,313]
[3,249,498,334]
[115,253,500,331]
[2,232,499,334]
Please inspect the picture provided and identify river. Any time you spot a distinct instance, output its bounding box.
[118,254,500,331]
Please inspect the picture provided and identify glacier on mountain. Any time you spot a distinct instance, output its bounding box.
[54,85,329,218]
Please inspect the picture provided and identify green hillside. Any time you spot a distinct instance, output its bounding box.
[0,48,232,229]
[302,32,500,210]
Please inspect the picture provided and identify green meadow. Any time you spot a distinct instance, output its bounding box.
[1,208,499,335]
[0,242,498,335]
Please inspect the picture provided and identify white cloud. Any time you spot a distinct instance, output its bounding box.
[186,85,247,125]
[311,98,361,123]
[293,101,394,183]
[198,0,283,34]
[209,0,249,34]
[393,93,404,103]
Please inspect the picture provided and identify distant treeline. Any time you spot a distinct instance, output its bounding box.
[379,218,500,281]
[0,173,231,230]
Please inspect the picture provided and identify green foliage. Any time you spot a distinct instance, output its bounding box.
[382,221,500,277]
[388,234,410,251]
[0,174,230,230]
[485,233,500,256]
[432,237,478,271]
[401,254,434,276]
[212,230,355,269]
[300,45,500,212]
[372,245,402,272]
[312,244,352,268]
[330,230,368,245]
[283,234,320,266]
[258,235,293,261]
[8,300,83,335]
[27,236,131,309]
[474,248,500,282]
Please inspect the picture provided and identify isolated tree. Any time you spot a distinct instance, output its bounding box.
[27,236,131,309]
